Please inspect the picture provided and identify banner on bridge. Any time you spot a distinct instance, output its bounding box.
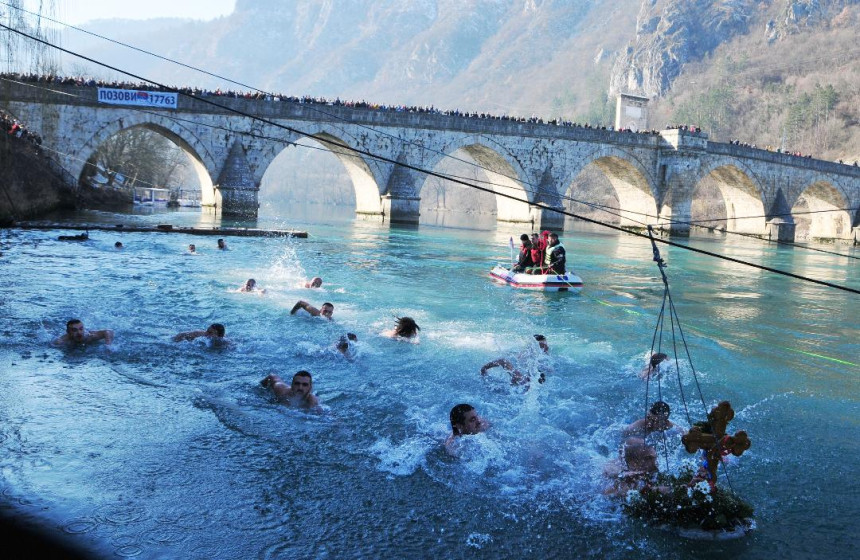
[97,88,178,109]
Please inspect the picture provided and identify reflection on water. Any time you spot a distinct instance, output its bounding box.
[1,208,859,559]
[420,209,498,231]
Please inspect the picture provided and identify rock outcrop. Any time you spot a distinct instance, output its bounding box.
[609,0,755,98]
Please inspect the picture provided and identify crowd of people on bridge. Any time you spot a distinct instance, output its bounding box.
[3,71,858,167]
[0,72,705,138]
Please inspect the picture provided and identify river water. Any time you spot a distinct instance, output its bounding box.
[0,206,857,559]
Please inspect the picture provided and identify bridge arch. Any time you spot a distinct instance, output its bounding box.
[561,146,658,228]
[791,178,853,241]
[256,126,385,217]
[691,157,767,235]
[75,114,218,206]
[421,136,532,223]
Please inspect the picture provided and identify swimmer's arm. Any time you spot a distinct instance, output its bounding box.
[290,300,320,316]
[621,419,644,436]
[52,334,68,346]
[172,330,204,342]
[480,359,514,375]
[91,329,114,344]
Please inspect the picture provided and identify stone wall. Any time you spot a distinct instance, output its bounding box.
[0,134,76,225]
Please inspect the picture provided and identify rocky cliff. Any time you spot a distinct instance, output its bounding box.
[609,0,756,98]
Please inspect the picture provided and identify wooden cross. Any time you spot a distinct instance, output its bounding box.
[681,401,751,487]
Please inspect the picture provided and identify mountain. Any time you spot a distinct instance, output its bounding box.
[58,0,859,161]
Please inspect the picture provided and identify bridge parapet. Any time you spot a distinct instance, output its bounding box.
[708,141,860,177]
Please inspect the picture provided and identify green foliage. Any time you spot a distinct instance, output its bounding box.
[782,83,840,148]
[622,466,754,531]
[672,85,736,135]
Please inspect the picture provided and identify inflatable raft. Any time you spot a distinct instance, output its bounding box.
[489,265,583,292]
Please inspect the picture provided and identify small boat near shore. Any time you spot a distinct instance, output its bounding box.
[489,265,583,292]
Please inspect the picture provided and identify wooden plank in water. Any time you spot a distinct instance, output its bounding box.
[11,222,308,238]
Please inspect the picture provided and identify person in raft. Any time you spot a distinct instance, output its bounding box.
[512,234,534,273]
[543,232,566,274]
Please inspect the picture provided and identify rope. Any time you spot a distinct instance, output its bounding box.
[646,226,741,493]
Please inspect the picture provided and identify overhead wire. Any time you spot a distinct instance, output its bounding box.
[2,21,859,296]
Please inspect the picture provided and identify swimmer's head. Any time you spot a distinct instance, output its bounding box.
[650,353,668,368]
[320,303,334,320]
[217,238,226,249]
[534,334,548,353]
[244,279,256,291]
[114,241,123,249]
[649,400,670,419]
[309,277,323,288]
[394,317,420,338]
[336,333,357,353]
[188,244,196,252]
[291,370,313,396]
[450,403,480,436]
[206,323,226,338]
[66,318,85,342]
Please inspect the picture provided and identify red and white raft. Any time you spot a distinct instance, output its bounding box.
[489,265,583,292]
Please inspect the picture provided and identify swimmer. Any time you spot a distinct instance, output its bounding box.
[188,244,197,254]
[302,277,323,288]
[622,401,679,436]
[53,319,114,347]
[114,241,123,250]
[335,333,358,358]
[640,352,668,380]
[382,316,420,339]
[260,371,319,409]
[237,278,266,294]
[445,403,489,453]
[290,300,334,320]
[480,334,550,385]
[603,437,668,497]
[172,323,227,343]
[217,238,228,250]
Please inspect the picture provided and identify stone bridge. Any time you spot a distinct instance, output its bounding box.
[3,79,859,241]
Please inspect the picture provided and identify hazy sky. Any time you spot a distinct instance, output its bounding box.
[57,0,236,25]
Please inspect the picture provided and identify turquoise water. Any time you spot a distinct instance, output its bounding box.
[0,207,858,559]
